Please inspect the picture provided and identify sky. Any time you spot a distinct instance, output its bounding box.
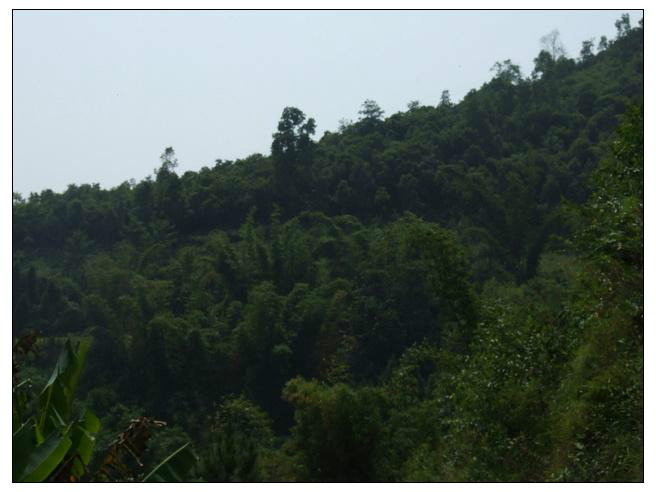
[12,9,643,196]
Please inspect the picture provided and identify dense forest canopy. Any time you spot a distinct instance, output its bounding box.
[13,15,643,482]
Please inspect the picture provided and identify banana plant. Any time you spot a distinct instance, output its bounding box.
[13,339,98,482]
[12,338,197,482]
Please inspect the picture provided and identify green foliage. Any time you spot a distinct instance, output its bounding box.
[358,99,385,121]
[143,443,198,482]
[546,105,643,481]
[12,15,643,482]
[13,340,198,482]
[13,339,99,482]
[283,377,389,481]
[197,396,274,482]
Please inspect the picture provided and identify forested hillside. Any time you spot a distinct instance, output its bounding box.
[12,16,643,482]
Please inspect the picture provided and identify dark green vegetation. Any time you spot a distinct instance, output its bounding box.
[13,17,643,482]
[12,339,197,482]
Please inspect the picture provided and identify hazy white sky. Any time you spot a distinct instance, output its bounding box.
[12,9,643,196]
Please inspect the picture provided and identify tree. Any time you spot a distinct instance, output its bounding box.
[335,180,354,213]
[154,147,183,224]
[282,377,389,481]
[374,187,391,216]
[439,89,452,107]
[271,107,316,165]
[198,396,274,482]
[547,105,643,481]
[532,50,555,79]
[491,59,522,84]
[337,117,353,132]
[406,100,420,111]
[614,13,631,39]
[398,173,420,210]
[597,35,609,51]
[579,38,595,62]
[540,29,566,59]
[577,104,642,273]
[358,99,384,121]
[271,107,316,208]
[159,147,178,172]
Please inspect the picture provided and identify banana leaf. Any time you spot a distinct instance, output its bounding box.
[63,409,101,481]
[12,421,34,480]
[18,430,72,482]
[143,442,197,482]
[37,339,88,438]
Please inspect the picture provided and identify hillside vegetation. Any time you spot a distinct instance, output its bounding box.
[13,16,643,482]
